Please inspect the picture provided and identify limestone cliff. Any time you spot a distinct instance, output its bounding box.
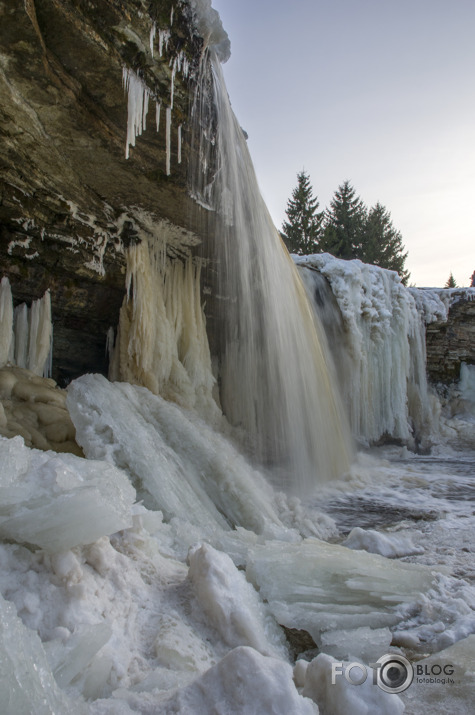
[0,0,214,384]
[426,295,475,384]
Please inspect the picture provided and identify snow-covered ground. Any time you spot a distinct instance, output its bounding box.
[0,372,474,714]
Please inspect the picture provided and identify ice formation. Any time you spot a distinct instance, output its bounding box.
[343,527,424,558]
[0,434,135,552]
[109,237,217,418]
[1,3,474,714]
[0,277,52,378]
[297,254,440,448]
[122,68,150,160]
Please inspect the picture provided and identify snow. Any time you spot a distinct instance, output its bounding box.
[0,371,474,712]
[153,646,317,715]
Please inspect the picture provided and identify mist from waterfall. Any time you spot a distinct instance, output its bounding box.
[190,50,353,495]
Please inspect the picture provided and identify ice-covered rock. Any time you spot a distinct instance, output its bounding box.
[187,542,287,658]
[0,435,135,552]
[343,527,424,558]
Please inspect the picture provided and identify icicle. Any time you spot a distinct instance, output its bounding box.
[43,322,53,379]
[122,67,151,159]
[0,277,13,367]
[178,124,182,164]
[28,290,52,377]
[149,22,156,57]
[113,239,217,417]
[158,29,171,57]
[170,57,177,110]
[106,326,115,358]
[13,303,29,368]
[156,101,161,132]
[166,106,172,175]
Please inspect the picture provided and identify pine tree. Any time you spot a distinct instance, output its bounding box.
[445,273,457,288]
[362,202,410,285]
[281,171,324,255]
[321,180,367,259]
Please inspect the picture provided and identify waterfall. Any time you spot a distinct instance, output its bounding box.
[189,51,353,495]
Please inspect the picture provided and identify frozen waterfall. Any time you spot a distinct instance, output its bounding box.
[296,254,441,449]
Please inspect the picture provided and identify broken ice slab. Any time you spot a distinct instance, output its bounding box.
[343,526,424,558]
[320,626,393,662]
[0,592,84,714]
[44,622,112,688]
[246,538,437,643]
[0,435,136,553]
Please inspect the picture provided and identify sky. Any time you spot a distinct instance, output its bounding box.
[210,0,475,287]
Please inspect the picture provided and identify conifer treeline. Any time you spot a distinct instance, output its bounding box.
[281,171,410,284]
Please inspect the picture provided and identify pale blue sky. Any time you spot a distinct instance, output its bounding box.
[211,0,475,286]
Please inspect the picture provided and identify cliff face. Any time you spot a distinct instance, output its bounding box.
[0,0,211,384]
[426,296,475,384]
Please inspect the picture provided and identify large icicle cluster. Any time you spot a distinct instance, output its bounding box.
[0,277,52,378]
[109,232,217,420]
[296,255,439,448]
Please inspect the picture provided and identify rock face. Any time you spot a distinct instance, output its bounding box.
[0,0,212,385]
[426,296,475,384]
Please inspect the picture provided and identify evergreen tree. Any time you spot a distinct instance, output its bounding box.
[362,202,410,285]
[445,272,457,288]
[281,171,324,255]
[321,180,367,259]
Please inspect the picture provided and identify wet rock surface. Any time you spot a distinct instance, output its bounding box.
[0,0,209,384]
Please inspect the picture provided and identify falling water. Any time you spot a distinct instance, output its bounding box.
[190,50,353,495]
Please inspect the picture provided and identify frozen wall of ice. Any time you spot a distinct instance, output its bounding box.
[109,237,218,421]
[297,255,440,448]
[0,277,52,378]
